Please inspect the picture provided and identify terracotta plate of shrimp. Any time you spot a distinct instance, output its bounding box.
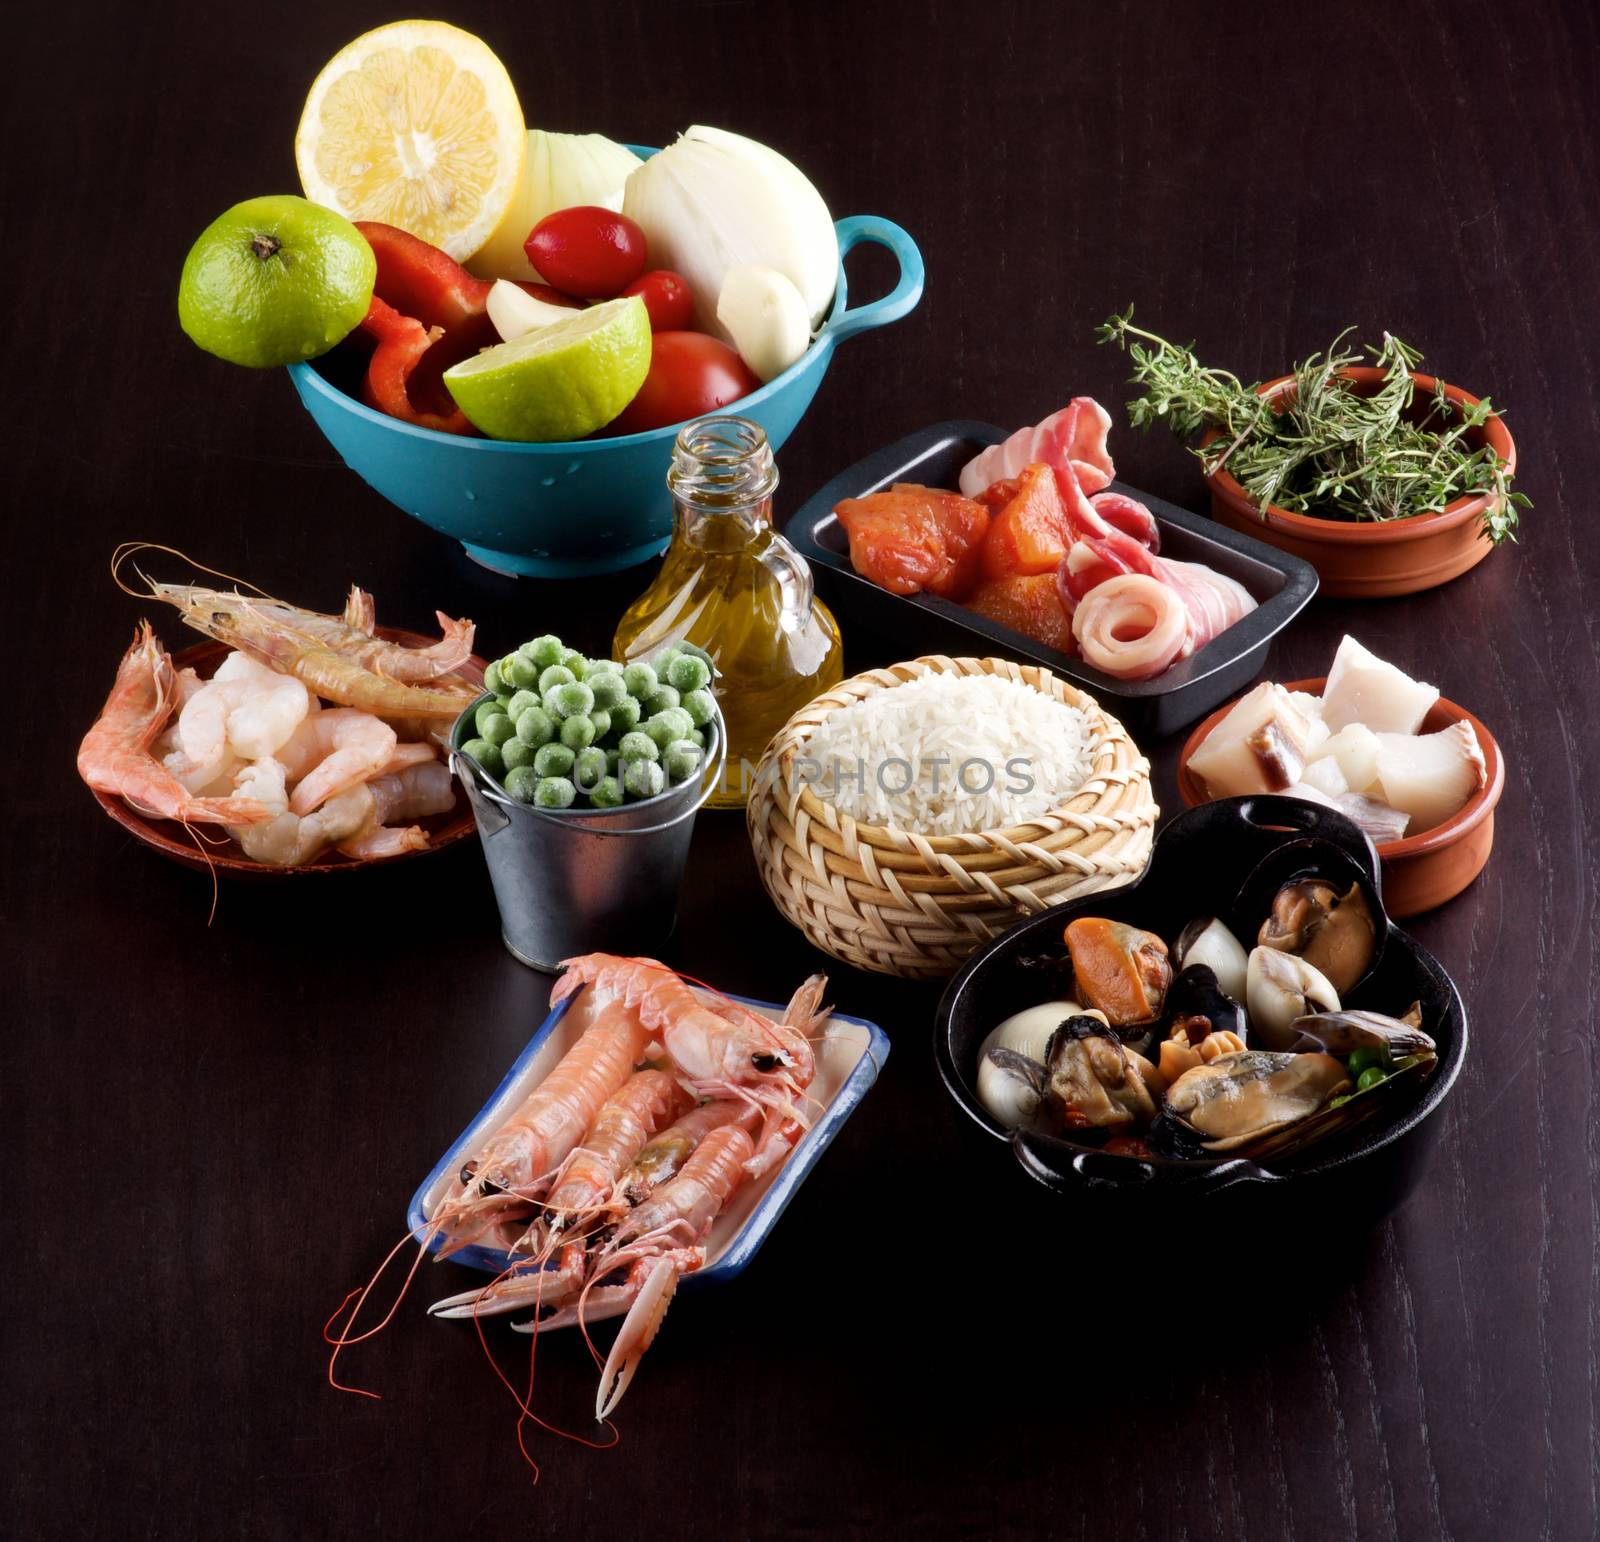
[85,627,482,878]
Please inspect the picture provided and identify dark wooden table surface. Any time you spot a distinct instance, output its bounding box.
[5,2,1597,1538]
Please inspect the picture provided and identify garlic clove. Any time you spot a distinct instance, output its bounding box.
[716,265,811,382]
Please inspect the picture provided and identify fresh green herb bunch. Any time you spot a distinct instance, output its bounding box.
[1097,308,1525,543]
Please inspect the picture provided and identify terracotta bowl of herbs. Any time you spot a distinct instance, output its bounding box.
[1100,316,1525,600]
[1203,369,1517,598]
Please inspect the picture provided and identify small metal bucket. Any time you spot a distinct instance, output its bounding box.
[450,695,727,971]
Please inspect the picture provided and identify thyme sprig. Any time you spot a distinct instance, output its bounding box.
[1096,308,1524,543]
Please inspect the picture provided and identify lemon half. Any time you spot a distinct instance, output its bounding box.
[295,20,525,262]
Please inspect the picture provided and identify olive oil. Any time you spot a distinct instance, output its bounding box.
[614,418,843,809]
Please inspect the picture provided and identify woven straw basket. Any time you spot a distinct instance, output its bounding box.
[747,655,1158,979]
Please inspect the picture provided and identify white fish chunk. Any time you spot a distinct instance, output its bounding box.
[1373,721,1486,830]
[1188,683,1314,797]
[1321,636,1439,735]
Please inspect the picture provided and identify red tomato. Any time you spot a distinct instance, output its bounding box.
[620,270,695,332]
[524,206,647,299]
[608,332,761,435]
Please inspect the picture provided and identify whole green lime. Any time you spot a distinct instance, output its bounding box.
[178,195,375,368]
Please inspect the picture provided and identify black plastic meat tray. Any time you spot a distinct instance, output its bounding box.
[785,420,1320,739]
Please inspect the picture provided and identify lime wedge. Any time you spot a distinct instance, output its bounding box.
[444,296,652,442]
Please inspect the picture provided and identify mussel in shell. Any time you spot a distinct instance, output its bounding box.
[1246,946,1341,1050]
[1157,1050,1352,1154]
[1258,878,1378,994]
[1286,1007,1436,1063]
[1063,918,1172,1027]
[1173,917,1249,1002]
[1044,1016,1158,1133]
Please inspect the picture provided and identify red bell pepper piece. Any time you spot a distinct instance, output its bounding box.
[355,296,477,437]
[355,221,495,333]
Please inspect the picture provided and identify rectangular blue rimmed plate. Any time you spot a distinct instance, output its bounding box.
[408,987,890,1285]
[785,420,1320,738]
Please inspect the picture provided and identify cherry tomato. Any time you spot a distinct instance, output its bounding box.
[608,332,761,435]
[620,270,695,332]
[524,206,647,299]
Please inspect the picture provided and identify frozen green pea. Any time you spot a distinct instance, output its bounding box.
[589,671,628,710]
[560,649,588,677]
[588,708,612,741]
[550,681,595,720]
[661,706,695,740]
[538,664,575,694]
[1355,1066,1388,1092]
[618,730,659,763]
[651,647,682,677]
[480,713,516,748]
[523,635,566,669]
[462,737,504,779]
[666,654,712,693]
[681,688,715,728]
[504,689,541,722]
[622,661,658,698]
[515,706,555,747]
[590,775,625,809]
[663,739,703,783]
[642,714,680,751]
[482,659,507,696]
[505,765,539,803]
[475,700,509,735]
[534,742,576,778]
[573,746,608,791]
[643,686,680,716]
[507,653,542,691]
[501,738,538,773]
[609,696,642,734]
[586,657,623,676]
[689,727,706,749]
[624,759,666,800]
[560,714,596,750]
[535,776,577,810]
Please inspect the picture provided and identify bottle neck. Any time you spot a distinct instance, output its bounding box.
[667,416,779,552]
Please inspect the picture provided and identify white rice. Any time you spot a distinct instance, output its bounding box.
[798,673,1097,834]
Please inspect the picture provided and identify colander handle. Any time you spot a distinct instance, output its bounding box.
[817,217,925,346]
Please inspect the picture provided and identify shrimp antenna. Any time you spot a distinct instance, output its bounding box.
[110,542,277,603]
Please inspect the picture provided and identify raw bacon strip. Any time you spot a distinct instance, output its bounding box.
[1072,575,1190,679]
[1062,541,1258,680]
[1088,491,1160,551]
[959,399,1116,500]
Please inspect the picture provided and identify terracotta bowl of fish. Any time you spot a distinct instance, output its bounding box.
[1176,674,1504,919]
[1202,368,1516,600]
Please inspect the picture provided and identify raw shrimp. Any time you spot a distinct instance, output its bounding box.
[178,652,311,772]
[126,571,479,718]
[274,709,397,815]
[616,1099,761,1207]
[512,1124,756,1419]
[242,588,476,682]
[226,760,376,867]
[429,994,652,1255]
[429,1070,690,1323]
[337,761,454,860]
[77,623,276,826]
[551,955,821,1176]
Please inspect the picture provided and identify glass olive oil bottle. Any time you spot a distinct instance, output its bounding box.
[614,417,843,808]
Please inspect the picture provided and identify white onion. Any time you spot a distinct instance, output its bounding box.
[469,131,642,281]
[623,125,838,337]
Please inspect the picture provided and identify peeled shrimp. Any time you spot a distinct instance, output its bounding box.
[226,759,375,867]
[336,761,454,860]
[273,709,397,816]
[178,651,311,774]
[77,623,277,827]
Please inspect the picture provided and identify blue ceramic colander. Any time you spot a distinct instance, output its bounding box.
[287,157,923,578]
